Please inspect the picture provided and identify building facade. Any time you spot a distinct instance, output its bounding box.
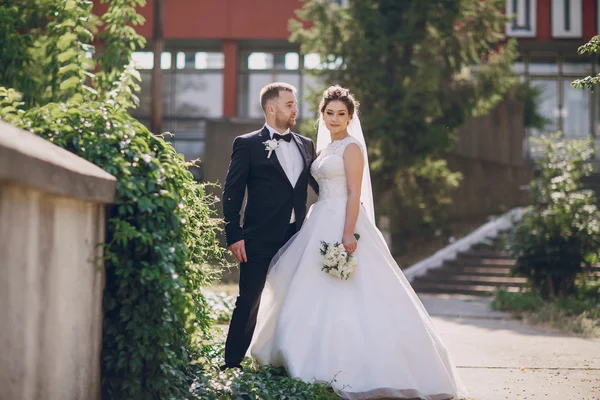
[94,0,599,161]
[508,0,599,157]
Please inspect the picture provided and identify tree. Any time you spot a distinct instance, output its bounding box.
[571,35,600,90]
[290,0,518,239]
[0,0,145,110]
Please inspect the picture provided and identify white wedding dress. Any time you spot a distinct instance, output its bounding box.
[249,136,468,400]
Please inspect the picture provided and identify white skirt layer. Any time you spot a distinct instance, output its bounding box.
[249,198,468,400]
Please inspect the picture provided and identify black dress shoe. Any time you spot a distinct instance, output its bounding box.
[219,363,244,371]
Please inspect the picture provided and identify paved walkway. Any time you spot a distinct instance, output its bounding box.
[420,294,600,400]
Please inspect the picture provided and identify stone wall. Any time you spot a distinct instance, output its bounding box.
[447,96,533,219]
[0,121,116,400]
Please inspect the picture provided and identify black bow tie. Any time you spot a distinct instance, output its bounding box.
[273,132,292,142]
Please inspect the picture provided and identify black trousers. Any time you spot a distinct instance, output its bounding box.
[224,223,298,365]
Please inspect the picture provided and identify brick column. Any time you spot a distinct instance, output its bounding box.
[222,40,239,117]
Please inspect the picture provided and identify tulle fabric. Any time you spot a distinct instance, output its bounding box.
[248,198,468,400]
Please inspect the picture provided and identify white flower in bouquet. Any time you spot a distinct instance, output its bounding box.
[347,256,358,270]
[319,233,360,280]
[336,249,348,263]
[324,253,337,267]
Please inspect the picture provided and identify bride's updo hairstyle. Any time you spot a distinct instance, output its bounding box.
[318,85,359,117]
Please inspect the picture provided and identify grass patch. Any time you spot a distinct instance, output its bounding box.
[191,336,340,400]
[492,286,600,337]
[191,364,341,400]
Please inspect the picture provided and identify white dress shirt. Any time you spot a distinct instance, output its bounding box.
[265,123,304,223]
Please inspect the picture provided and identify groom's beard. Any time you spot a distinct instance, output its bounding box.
[275,112,296,130]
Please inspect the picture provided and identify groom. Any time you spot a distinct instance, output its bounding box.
[220,82,318,370]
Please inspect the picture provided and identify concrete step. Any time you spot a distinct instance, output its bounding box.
[411,282,522,296]
[457,250,512,259]
[430,265,513,276]
[440,262,600,276]
[445,258,516,267]
[412,226,600,295]
[415,274,528,286]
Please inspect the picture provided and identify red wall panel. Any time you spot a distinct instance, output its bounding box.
[582,0,597,40]
[537,0,551,41]
[94,0,302,40]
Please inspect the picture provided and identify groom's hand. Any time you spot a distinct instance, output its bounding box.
[229,240,247,263]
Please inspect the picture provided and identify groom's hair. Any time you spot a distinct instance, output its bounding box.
[260,82,297,111]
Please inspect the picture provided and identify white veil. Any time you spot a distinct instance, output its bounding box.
[316,113,375,224]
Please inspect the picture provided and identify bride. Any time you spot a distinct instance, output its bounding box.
[248,85,468,400]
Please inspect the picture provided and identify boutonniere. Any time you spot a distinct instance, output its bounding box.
[263,139,279,158]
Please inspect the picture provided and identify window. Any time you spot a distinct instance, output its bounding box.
[133,50,224,118]
[512,62,526,74]
[239,51,304,118]
[551,0,582,38]
[303,53,344,70]
[530,79,559,130]
[519,50,598,159]
[176,52,224,70]
[246,52,300,70]
[562,80,591,139]
[505,0,537,38]
[563,52,593,75]
[132,51,172,70]
[173,73,223,117]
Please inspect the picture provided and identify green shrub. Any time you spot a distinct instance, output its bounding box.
[508,133,600,299]
[491,289,544,313]
[7,97,224,398]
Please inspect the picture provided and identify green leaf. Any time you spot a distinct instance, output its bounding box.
[75,26,94,42]
[64,0,77,11]
[59,63,80,75]
[57,48,78,63]
[57,32,78,51]
[59,76,81,90]
[1,106,17,114]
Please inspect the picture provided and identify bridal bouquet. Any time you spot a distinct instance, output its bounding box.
[319,233,360,280]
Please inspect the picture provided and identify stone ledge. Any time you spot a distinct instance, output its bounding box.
[0,120,117,204]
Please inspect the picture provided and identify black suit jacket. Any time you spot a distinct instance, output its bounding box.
[222,126,319,246]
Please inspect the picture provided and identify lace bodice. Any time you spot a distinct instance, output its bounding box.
[311,136,363,201]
